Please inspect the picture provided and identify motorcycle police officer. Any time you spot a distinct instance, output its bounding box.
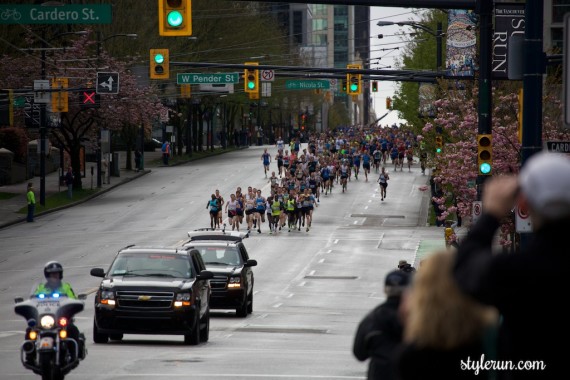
[33,261,86,359]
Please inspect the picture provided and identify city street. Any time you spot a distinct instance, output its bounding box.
[0,146,444,380]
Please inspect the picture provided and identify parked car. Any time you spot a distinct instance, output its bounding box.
[183,230,257,317]
[90,245,213,345]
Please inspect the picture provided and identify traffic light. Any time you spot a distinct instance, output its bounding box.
[386,97,392,109]
[150,49,170,79]
[244,62,259,94]
[159,0,192,36]
[0,89,13,126]
[301,114,306,130]
[51,78,68,113]
[81,90,100,109]
[341,79,347,93]
[435,135,443,153]
[372,81,378,92]
[346,64,362,95]
[477,134,493,175]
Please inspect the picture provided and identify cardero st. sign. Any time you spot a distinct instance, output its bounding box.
[0,4,112,24]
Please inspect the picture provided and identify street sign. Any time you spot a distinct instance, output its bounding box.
[33,80,50,103]
[262,82,271,97]
[546,141,570,153]
[260,70,275,82]
[472,201,482,223]
[198,83,234,94]
[515,204,532,232]
[96,72,119,94]
[24,96,41,128]
[0,4,112,24]
[285,80,330,90]
[177,73,240,85]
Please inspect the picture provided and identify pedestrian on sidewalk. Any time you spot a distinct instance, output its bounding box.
[454,152,570,379]
[65,167,74,199]
[26,182,35,222]
[134,150,141,172]
[161,141,170,165]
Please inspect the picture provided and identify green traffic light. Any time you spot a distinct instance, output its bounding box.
[436,147,442,153]
[248,81,256,90]
[167,10,183,27]
[154,54,164,64]
[480,162,491,174]
[350,83,359,92]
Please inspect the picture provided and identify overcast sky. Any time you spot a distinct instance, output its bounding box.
[369,6,424,127]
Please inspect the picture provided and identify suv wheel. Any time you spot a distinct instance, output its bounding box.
[199,309,210,342]
[236,295,248,318]
[184,313,201,345]
[93,321,109,344]
[247,291,253,314]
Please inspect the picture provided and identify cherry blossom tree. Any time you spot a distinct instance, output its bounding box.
[0,29,166,189]
[424,79,570,245]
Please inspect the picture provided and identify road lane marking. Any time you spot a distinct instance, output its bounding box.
[298,281,306,287]
[309,270,315,275]
[273,303,282,308]
[333,239,338,244]
[286,293,294,298]
[318,259,325,263]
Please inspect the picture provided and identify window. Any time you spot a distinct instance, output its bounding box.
[553,0,570,23]
[109,253,192,278]
[198,247,241,266]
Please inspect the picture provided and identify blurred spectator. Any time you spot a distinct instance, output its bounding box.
[397,250,497,380]
[454,152,570,379]
[397,260,416,274]
[353,270,411,380]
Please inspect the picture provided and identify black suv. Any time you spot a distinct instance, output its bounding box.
[90,245,213,345]
[183,231,257,317]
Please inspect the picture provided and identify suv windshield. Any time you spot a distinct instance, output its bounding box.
[108,253,193,279]
[196,246,242,266]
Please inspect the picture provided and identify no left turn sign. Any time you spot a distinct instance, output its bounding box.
[261,70,275,82]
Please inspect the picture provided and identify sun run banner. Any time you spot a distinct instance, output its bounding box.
[492,3,525,80]
[445,10,478,77]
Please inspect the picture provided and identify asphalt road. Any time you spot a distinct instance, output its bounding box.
[0,145,437,380]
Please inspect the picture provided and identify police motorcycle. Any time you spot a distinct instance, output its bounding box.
[14,288,87,380]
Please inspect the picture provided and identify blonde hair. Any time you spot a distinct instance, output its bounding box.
[404,250,497,350]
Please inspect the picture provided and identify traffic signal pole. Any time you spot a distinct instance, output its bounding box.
[476,0,493,201]
[40,31,47,206]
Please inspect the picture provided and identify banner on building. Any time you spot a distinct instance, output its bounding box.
[493,3,525,80]
[445,10,478,77]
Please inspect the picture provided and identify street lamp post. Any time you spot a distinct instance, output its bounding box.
[95,32,138,187]
[377,21,443,71]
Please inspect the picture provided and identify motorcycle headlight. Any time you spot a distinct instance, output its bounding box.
[228,277,241,288]
[40,315,55,329]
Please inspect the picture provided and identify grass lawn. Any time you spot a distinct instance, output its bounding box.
[152,147,239,166]
[18,188,99,214]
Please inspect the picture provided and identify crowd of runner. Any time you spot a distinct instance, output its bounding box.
[207,125,421,234]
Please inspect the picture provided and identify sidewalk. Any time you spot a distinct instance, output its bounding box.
[0,150,163,229]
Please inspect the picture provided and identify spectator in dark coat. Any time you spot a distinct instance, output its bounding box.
[353,270,411,380]
[454,152,570,379]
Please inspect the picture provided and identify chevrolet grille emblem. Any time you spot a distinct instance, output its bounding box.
[138,295,152,301]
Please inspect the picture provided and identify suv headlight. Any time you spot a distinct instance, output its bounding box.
[228,277,241,289]
[99,290,116,306]
[174,293,191,307]
[40,315,55,329]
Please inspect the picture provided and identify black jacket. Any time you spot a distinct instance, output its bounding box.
[353,296,403,380]
[454,213,569,379]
